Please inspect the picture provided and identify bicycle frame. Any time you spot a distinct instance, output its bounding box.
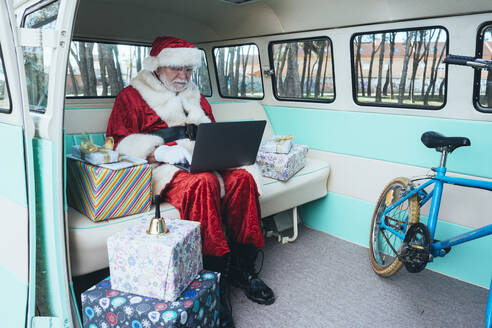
[379,165,492,258]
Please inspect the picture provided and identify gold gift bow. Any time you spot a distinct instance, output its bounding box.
[79,135,118,163]
[273,135,293,152]
[273,135,293,142]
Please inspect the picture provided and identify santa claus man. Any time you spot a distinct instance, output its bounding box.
[106,36,275,326]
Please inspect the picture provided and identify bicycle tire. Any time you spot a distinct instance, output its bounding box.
[369,177,420,277]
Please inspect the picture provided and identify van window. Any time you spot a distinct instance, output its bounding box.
[22,0,60,113]
[66,41,150,97]
[475,23,492,111]
[66,43,211,98]
[23,0,59,29]
[351,26,448,109]
[269,37,335,102]
[192,50,212,97]
[0,46,11,113]
[213,44,264,99]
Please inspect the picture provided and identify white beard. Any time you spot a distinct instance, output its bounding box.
[158,73,190,93]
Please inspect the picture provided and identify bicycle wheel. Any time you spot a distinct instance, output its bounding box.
[369,177,420,277]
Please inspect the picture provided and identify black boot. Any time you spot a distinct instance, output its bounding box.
[230,243,275,305]
[203,254,235,328]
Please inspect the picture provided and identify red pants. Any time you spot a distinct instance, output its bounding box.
[162,169,265,257]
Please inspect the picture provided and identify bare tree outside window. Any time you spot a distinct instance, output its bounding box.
[213,44,264,99]
[352,27,447,109]
[271,38,335,102]
[191,50,212,96]
[66,42,151,97]
[67,43,212,98]
[478,26,492,108]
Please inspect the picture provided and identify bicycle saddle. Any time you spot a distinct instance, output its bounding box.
[421,131,470,152]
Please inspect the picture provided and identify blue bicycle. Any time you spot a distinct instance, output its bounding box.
[369,131,492,277]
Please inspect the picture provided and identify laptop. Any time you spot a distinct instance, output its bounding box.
[175,120,266,173]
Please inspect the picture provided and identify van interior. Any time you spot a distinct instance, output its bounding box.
[1,0,492,327]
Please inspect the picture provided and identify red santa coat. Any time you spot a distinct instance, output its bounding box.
[106,70,265,256]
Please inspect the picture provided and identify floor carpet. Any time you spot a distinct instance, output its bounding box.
[230,225,488,328]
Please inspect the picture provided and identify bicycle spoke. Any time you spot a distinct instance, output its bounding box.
[370,178,420,276]
[381,229,399,257]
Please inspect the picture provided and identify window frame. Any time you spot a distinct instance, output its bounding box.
[0,45,12,114]
[473,21,492,113]
[65,38,151,99]
[21,0,59,28]
[212,42,265,100]
[350,25,449,111]
[194,48,213,97]
[268,36,336,104]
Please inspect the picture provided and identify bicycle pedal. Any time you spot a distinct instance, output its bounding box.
[400,223,431,273]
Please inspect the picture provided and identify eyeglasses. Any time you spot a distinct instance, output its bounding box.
[167,66,194,74]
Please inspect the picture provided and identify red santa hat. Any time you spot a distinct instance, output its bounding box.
[143,36,202,72]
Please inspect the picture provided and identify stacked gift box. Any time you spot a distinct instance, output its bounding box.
[82,270,220,328]
[256,135,309,181]
[107,217,203,301]
[66,138,152,222]
[81,216,220,327]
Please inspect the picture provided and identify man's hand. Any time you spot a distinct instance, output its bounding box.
[147,149,158,164]
[154,145,191,164]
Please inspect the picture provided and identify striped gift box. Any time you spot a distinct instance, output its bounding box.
[67,158,152,222]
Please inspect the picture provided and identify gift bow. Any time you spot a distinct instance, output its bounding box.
[79,135,118,163]
[273,135,293,142]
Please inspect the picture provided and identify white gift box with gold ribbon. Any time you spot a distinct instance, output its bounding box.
[71,145,120,165]
[259,135,293,154]
[70,136,120,165]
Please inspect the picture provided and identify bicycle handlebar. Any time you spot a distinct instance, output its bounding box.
[444,54,492,70]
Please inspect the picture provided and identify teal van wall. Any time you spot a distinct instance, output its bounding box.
[33,138,71,322]
[264,106,492,179]
[0,123,28,327]
[264,105,492,288]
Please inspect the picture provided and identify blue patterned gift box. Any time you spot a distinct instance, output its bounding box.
[256,144,309,181]
[107,217,203,302]
[82,270,220,328]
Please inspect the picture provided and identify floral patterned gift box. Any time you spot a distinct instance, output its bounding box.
[81,270,220,328]
[256,144,309,181]
[107,217,203,302]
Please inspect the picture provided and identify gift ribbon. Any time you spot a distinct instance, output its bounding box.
[80,135,118,163]
[273,135,293,142]
[273,135,293,153]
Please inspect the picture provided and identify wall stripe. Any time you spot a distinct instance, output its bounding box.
[0,123,27,207]
[301,191,492,288]
[264,106,492,180]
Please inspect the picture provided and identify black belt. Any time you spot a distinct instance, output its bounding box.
[148,124,198,142]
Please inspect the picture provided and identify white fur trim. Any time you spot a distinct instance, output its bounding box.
[152,164,180,196]
[116,134,163,159]
[212,171,225,198]
[130,71,211,128]
[143,56,159,72]
[143,47,202,71]
[236,164,263,197]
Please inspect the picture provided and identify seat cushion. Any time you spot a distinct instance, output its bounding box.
[68,157,330,276]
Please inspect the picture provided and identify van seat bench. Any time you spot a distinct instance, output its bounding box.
[65,102,330,276]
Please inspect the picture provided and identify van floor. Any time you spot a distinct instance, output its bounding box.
[232,224,488,328]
